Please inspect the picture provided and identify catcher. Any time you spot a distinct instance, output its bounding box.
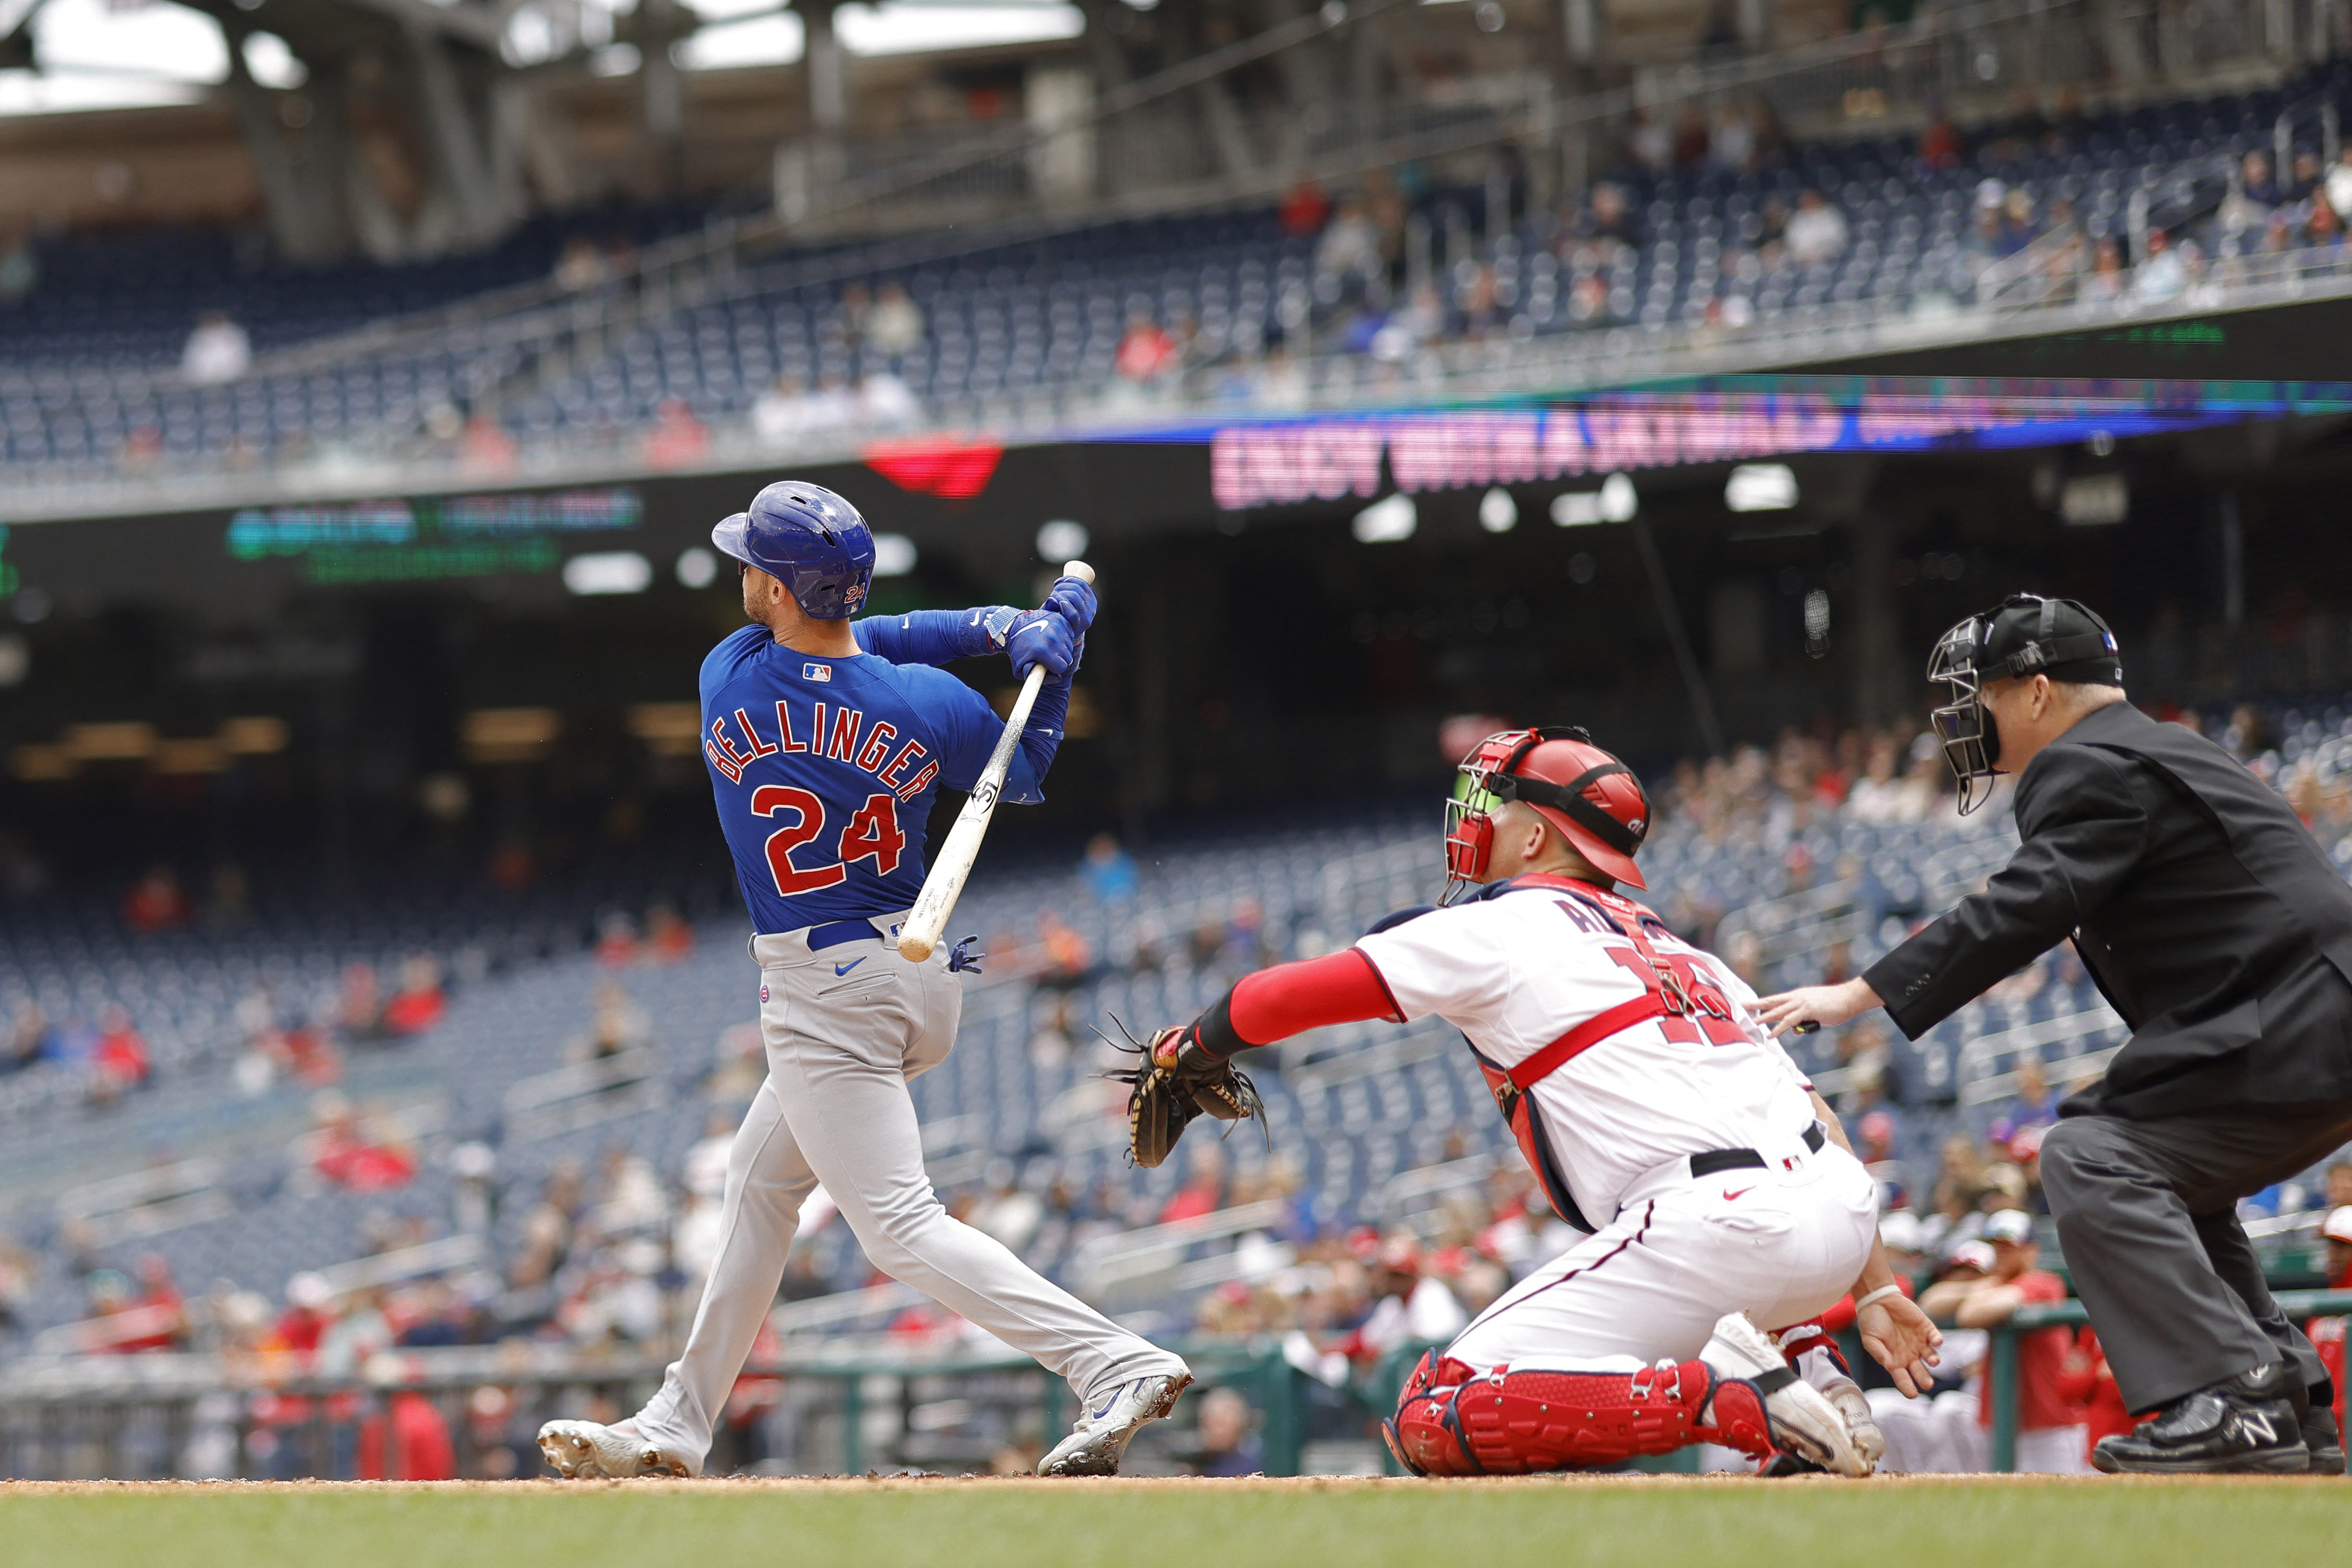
[1124,727,1943,1476]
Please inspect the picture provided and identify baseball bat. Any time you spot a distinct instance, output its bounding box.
[897,559,1094,963]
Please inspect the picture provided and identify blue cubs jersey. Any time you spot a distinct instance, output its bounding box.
[700,624,1043,932]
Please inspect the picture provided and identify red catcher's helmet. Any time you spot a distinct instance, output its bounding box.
[1443,726,1650,895]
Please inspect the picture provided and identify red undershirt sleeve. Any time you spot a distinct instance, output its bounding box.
[1225,948,1403,1047]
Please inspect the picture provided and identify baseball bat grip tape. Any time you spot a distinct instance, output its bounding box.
[897,561,1092,962]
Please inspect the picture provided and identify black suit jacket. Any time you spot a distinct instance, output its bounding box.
[1862,701,2352,1116]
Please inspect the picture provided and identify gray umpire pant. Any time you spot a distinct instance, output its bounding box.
[2039,1100,2352,1414]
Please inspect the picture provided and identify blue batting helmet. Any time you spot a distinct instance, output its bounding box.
[711,481,875,620]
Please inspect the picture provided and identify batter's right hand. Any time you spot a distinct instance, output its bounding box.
[1005,610,1082,678]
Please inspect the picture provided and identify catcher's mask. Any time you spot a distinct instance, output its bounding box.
[1443,726,1650,901]
[1928,593,2122,815]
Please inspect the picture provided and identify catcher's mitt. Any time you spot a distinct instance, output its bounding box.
[1105,1017,1265,1169]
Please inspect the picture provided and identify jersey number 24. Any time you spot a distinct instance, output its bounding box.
[748,787,908,896]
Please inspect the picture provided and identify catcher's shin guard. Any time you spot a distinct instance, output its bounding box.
[1388,1353,1790,1475]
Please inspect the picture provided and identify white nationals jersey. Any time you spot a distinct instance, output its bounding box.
[1354,875,1818,1231]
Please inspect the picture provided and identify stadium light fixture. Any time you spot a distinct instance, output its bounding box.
[2060,473,2128,527]
[562,551,653,595]
[1352,493,1417,543]
[873,534,919,576]
[1725,463,1799,512]
[1550,473,1638,526]
[1478,487,1519,533]
[675,547,718,589]
[1036,519,1088,561]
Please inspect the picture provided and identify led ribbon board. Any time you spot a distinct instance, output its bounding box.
[1158,377,2352,512]
[225,488,644,583]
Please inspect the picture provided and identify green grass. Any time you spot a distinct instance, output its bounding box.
[1,1476,2347,1568]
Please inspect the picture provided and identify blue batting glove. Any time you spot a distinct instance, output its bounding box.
[1043,575,1098,635]
[948,935,984,974]
[1004,611,1082,678]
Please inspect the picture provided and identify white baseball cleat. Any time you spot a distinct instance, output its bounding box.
[1037,1371,1193,1477]
[1703,1313,1874,1477]
[1818,1371,1887,1468]
[536,1418,700,1479]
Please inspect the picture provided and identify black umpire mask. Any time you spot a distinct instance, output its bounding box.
[1927,594,2122,815]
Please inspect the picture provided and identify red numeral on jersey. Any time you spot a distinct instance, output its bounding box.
[838,793,908,877]
[749,786,848,897]
[1605,946,1748,1046]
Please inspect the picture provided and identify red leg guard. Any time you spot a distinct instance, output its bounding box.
[1390,1358,1723,1476]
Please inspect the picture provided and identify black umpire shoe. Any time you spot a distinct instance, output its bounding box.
[2093,1363,2310,1475]
[2304,1405,2347,1476]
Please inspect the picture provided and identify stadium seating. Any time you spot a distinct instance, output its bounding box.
[5,67,2352,481]
[9,689,2352,1349]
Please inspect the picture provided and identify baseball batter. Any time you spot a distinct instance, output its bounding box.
[539,482,1189,1480]
[1130,727,1944,1475]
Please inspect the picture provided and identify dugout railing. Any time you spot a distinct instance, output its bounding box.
[4,1296,2348,1479]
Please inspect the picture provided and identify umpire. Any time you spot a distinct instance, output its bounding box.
[1762,594,2352,1475]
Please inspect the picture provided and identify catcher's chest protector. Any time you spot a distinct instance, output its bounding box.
[1467,877,1744,1231]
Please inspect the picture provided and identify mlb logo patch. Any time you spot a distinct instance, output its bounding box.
[803,662,832,682]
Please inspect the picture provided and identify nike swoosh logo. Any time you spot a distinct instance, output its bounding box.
[834,957,865,977]
[1722,1186,1756,1202]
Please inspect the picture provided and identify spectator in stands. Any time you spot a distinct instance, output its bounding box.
[2059,1327,2137,1464]
[1623,109,1671,178]
[2307,196,2346,263]
[459,415,517,479]
[861,282,926,368]
[0,1232,32,1335]
[572,982,650,1062]
[1334,1236,1467,1362]
[89,1005,149,1099]
[1159,1140,1227,1224]
[181,310,250,386]
[1918,96,1965,172]
[1114,310,1179,384]
[1920,1208,2089,1472]
[2308,1207,2352,1450]
[311,1096,419,1191]
[2087,235,2127,300]
[645,902,694,962]
[2242,149,2283,208]
[1313,197,1384,290]
[1031,909,1094,990]
[357,1354,458,1480]
[554,236,611,293]
[1078,832,1138,902]
[1191,1385,1264,1476]
[1785,189,1849,268]
[336,963,384,1042]
[753,374,820,446]
[3,1000,48,1076]
[0,231,36,304]
[381,955,447,1037]
[2326,147,2352,233]
[644,398,710,470]
[2136,229,2186,302]
[596,912,641,967]
[1279,181,1331,237]
[858,370,922,428]
[1709,101,1756,173]
[123,864,192,933]
[1670,103,1712,170]
[2327,1159,2352,1211]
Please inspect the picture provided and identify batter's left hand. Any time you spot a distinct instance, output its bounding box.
[1858,1293,1944,1398]
[1043,574,1097,634]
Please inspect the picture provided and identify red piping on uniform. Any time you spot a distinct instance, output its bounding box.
[1228,948,1402,1046]
[1455,1200,1657,1345]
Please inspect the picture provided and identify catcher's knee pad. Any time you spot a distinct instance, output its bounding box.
[1393,1356,1723,1475]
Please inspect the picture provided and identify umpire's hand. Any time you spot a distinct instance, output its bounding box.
[1756,977,1884,1037]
